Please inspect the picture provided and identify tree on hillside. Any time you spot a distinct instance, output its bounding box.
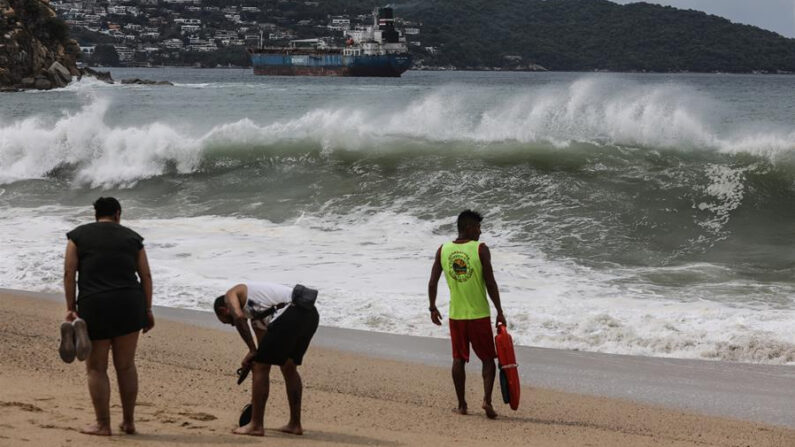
[91,44,119,66]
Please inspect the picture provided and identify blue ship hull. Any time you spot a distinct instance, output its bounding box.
[249,50,412,77]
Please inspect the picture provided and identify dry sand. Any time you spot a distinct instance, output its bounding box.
[0,290,792,446]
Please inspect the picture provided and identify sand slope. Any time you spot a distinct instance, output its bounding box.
[0,291,792,446]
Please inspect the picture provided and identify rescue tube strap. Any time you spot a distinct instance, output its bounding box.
[500,363,518,369]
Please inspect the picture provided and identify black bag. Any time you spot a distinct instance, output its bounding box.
[292,284,318,310]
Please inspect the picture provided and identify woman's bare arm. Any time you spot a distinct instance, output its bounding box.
[137,248,155,332]
[63,241,79,321]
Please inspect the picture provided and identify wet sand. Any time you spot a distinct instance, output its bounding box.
[0,289,792,446]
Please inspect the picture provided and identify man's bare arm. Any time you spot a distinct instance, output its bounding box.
[225,285,257,352]
[480,243,506,326]
[428,246,443,326]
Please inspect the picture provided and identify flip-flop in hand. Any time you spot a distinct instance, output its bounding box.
[236,366,251,385]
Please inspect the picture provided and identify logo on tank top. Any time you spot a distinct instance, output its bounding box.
[447,251,473,282]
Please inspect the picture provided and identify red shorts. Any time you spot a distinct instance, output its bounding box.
[449,317,497,362]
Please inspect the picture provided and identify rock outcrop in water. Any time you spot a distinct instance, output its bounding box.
[81,66,113,84]
[121,78,173,86]
[0,0,82,90]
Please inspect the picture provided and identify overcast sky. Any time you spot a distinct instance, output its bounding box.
[611,0,795,38]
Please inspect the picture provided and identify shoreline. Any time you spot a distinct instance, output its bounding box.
[81,66,795,75]
[3,287,793,430]
[1,288,792,446]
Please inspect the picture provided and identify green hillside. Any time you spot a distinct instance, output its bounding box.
[400,0,795,72]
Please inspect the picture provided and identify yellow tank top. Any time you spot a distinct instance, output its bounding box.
[441,241,490,320]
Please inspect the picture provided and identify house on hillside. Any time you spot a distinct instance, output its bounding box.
[328,16,350,31]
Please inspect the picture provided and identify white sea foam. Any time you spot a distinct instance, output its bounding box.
[0,206,792,364]
[685,163,752,249]
[1,78,793,186]
[60,76,121,91]
[0,98,201,186]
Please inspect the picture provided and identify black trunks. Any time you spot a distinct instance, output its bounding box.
[254,305,319,366]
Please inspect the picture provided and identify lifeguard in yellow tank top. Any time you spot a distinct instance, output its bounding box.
[427,210,507,419]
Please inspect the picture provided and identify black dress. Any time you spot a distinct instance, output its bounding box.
[67,222,147,340]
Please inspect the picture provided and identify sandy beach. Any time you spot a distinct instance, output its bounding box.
[0,289,792,447]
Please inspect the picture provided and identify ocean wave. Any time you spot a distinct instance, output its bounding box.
[1,209,791,364]
[0,98,201,186]
[704,335,795,363]
[1,78,793,187]
[525,312,794,364]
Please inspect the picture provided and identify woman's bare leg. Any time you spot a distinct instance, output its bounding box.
[82,339,112,436]
[112,331,140,434]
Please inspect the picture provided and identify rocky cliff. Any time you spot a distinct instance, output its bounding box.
[0,0,81,90]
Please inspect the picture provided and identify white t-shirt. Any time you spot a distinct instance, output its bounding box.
[243,281,293,328]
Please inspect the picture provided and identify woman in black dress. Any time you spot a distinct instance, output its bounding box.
[64,197,154,436]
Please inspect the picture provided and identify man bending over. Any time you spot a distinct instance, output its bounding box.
[214,282,319,436]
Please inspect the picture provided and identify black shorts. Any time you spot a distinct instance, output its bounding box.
[255,305,319,366]
[77,288,147,340]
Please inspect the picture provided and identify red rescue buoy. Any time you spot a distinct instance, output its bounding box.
[495,322,520,410]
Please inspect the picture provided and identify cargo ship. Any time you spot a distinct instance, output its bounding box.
[248,7,412,77]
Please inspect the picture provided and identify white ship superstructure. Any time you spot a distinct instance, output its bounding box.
[343,7,408,56]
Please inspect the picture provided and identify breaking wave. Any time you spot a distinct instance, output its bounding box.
[1,78,793,187]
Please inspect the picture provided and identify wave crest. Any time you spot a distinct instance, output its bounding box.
[1,78,793,187]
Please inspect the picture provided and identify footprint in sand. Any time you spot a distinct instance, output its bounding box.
[0,401,43,412]
[178,412,218,422]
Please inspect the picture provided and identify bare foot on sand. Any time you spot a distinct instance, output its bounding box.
[119,422,136,434]
[452,405,468,415]
[233,423,264,436]
[279,424,303,435]
[80,423,111,436]
[482,401,498,419]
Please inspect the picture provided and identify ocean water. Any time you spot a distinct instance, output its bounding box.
[1,68,793,364]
